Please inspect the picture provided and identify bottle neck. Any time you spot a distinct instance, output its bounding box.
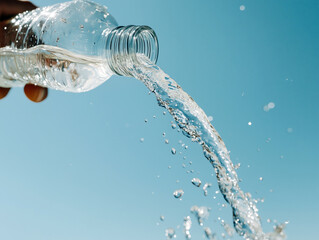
[105,25,159,77]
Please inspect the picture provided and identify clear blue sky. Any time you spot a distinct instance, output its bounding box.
[0,0,318,239]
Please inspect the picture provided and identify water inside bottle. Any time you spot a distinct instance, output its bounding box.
[0,44,286,240]
[0,45,112,91]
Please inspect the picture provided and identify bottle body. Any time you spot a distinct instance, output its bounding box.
[0,0,159,92]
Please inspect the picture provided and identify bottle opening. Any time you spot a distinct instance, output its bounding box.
[105,25,159,77]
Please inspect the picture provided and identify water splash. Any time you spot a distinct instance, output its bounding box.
[204,227,217,240]
[221,221,235,237]
[203,183,212,196]
[129,56,285,240]
[190,206,210,226]
[165,228,176,239]
[183,216,192,239]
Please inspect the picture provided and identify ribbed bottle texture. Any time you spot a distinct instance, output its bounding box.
[0,0,159,92]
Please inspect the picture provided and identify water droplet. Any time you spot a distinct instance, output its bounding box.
[208,116,213,122]
[165,139,169,144]
[191,178,201,187]
[183,216,192,239]
[204,227,215,240]
[191,206,210,226]
[203,183,212,196]
[268,102,275,109]
[264,102,276,112]
[160,215,165,221]
[248,121,252,126]
[168,165,172,169]
[173,189,184,198]
[153,115,156,118]
[240,5,246,11]
[234,163,241,169]
[259,177,263,181]
[266,137,271,143]
[144,119,148,123]
[140,138,144,143]
[80,24,84,29]
[165,228,176,239]
[182,164,186,168]
[162,132,166,137]
[171,148,176,155]
[171,123,177,129]
[84,18,88,23]
[189,161,192,165]
[163,111,166,115]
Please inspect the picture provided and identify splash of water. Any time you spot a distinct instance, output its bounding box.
[165,228,176,239]
[204,227,217,240]
[129,56,286,240]
[203,183,212,196]
[0,44,285,239]
[183,216,192,239]
[190,206,210,226]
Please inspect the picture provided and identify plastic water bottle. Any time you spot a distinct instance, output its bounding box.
[0,0,158,92]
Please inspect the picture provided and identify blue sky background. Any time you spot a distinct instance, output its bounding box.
[0,0,318,239]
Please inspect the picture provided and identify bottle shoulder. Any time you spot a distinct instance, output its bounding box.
[1,0,118,56]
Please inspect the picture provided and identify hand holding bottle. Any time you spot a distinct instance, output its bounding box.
[0,0,48,102]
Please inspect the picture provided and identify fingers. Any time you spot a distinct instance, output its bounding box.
[24,84,48,102]
[0,2,46,103]
[0,0,37,20]
[0,87,10,99]
[0,85,48,102]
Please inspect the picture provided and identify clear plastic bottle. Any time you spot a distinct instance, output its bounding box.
[0,0,158,92]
